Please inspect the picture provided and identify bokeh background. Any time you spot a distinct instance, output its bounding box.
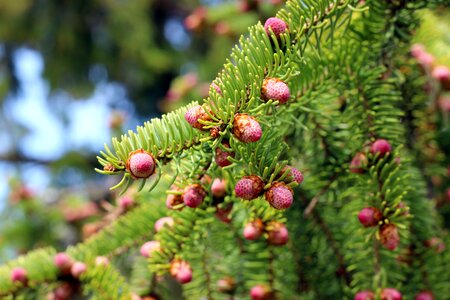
[0,0,285,262]
[0,0,449,263]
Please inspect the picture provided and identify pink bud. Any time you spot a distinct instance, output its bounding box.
[262,78,290,104]
[70,262,87,278]
[182,184,206,208]
[166,189,183,210]
[355,291,375,300]
[424,237,445,253]
[95,256,109,267]
[53,282,75,300]
[126,149,156,179]
[176,265,193,284]
[118,195,134,211]
[243,219,264,240]
[250,284,271,300]
[350,152,368,174]
[217,276,236,294]
[381,288,402,300]
[432,65,450,81]
[184,105,211,130]
[379,224,400,250]
[211,178,227,198]
[211,82,222,95]
[267,222,289,246]
[235,175,265,200]
[410,44,426,58]
[215,142,235,167]
[264,17,288,36]
[370,139,392,157]
[415,291,435,300]
[215,205,233,223]
[170,260,192,284]
[439,96,450,112]
[417,52,435,67]
[233,113,262,143]
[265,182,294,210]
[10,267,27,284]
[154,217,174,233]
[140,241,161,258]
[54,253,74,274]
[287,166,304,184]
[358,207,382,227]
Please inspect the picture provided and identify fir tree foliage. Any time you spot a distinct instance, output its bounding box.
[1,0,450,299]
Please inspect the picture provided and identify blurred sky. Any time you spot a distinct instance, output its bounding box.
[0,48,135,208]
[0,0,229,209]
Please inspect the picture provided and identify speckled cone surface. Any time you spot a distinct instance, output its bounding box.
[126,149,155,179]
[235,175,264,200]
[232,113,262,143]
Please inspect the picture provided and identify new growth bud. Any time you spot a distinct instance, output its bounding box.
[265,182,294,210]
[233,113,262,143]
[267,222,289,246]
[10,267,27,284]
[235,175,265,200]
[264,17,288,37]
[126,149,156,179]
[182,184,206,208]
[358,207,382,227]
[261,77,290,104]
[370,139,391,158]
[379,224,400,250]
[170,260,193,284]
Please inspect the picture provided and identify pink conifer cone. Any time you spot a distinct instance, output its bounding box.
[379,224,400,250]
[262,78,290,104]
[235,175,265,200]
[358,207,382,227]
[126,149,155,179]
[243,219,264,240]
[118,195,134,211]
[215,141,235,167]
[410,44,426,58]
[288,166,304,184]
[211,82,222,95]
[10,267,27,284]
[355,291,375,300]
[265,182,294,210]
[140,241,161,258]
[381,288,402,300]
[370,139,392,157]
[233,113,262,143]
[211,178,227,197]
[95,256,109,267]
[264,17,288,36]
[250,285,271,300]
[415,291,435,300]
[267,222,289,246]
[54,253,74,274]
[182,184,206,208]
[154,217,174,233]
[184,105,211,130]
[70,262,87,278]
[170,260,193,284]
[432,65,450,81]
[350,152,368,174]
